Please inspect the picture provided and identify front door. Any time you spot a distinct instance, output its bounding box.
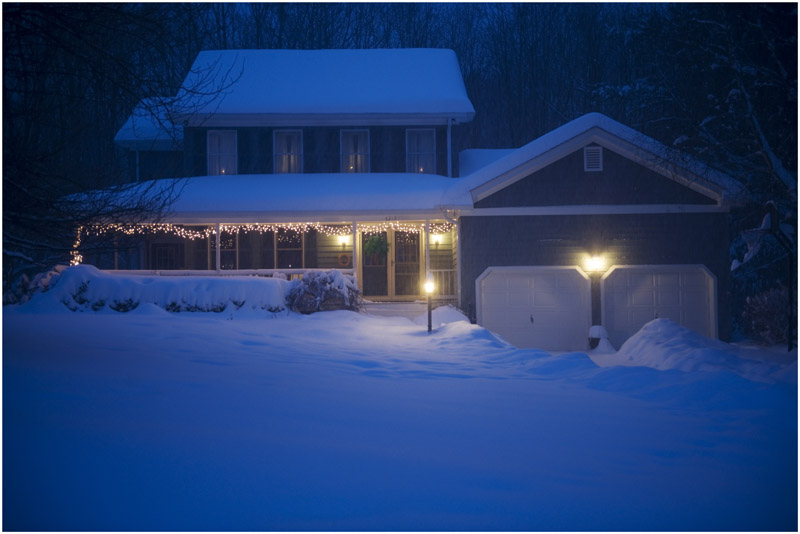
[361,230,421,300]
[393,231,420,297]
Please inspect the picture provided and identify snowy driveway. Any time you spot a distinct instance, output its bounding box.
[3,307,797,531]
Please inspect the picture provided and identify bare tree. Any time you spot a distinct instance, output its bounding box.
[2,4,221,293]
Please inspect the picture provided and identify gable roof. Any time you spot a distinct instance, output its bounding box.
[172,49,475,127]
[443,113,745,208]
[114,97,183,151]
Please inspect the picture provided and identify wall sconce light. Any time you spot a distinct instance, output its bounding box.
[431,234,442,247]
[585,254,607,273]
[339,235,349,249]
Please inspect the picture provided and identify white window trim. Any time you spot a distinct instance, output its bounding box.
[406,128,436,174]
[584,145,603,172]
[207,130,238,175]
[273,130,304,174]
[340,129,370,173]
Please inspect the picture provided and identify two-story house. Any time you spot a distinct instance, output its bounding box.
[101,48,741,351]
[108,48,474,302]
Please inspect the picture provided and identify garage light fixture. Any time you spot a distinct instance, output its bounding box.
[585,255,607,273]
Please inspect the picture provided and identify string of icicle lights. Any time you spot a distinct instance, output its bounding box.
[82,221,455,239]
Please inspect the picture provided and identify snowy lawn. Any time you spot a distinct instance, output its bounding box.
[3,270,797,531]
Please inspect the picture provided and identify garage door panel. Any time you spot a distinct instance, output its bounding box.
[683,272,709,287]
[507,291,531,307]
[482,292,508,308]
[631,290,655,306]
[532,290,562,307]
[477,267,591,351]
[506,274,532,290]
[656,290,681,306]
[656,273,681,288]
[602,265,716,348]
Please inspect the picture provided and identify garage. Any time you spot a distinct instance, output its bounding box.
[602,265,717,348]
[476,266,592,350]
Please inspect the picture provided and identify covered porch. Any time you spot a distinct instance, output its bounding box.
[79,218,459,302]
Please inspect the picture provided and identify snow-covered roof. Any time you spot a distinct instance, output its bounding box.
[459,148,517,176]
[159,173,459,223]
[114,98,183,151]
[172,49,476,126]
[443,112,745,207]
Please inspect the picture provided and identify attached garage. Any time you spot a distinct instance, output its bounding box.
[476,266,592,350]
[602,265,718,348]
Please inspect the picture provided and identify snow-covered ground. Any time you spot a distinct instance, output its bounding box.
[3,268,797,530]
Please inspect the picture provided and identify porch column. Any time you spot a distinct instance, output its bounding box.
[351,221,358,285]
[456,218,462,309]
[424,219,430,273]
[215,222,221,274]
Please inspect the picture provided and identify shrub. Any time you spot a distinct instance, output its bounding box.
[286,270,362,314]
[741,284,793,345]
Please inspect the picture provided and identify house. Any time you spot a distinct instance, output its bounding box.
[96,49,741,351]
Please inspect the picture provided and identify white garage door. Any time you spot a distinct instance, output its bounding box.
[476,266,591,351]
[602,265,717,348]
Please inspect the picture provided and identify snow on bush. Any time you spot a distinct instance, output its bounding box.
[19,264,290,314]
[3,264,69,305]
[286,269,361,314]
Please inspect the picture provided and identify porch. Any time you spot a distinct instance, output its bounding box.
[81,219,459,301]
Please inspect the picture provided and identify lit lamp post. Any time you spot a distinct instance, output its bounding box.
[424,272,435,333]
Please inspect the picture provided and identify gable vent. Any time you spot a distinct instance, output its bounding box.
[584,146,603,172]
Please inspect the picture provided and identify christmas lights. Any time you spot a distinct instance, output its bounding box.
[72,220,456,264]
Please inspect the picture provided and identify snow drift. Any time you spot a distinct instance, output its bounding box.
[591,318,796,383]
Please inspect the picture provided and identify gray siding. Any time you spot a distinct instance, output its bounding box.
[458,213,731,341]
[475,146,717,208]
[122,150,184,181]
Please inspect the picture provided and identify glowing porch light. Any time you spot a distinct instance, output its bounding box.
[424,273,435,294]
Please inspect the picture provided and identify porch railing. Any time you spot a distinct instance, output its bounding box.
[103,267,458,298]
[105,268,354,281]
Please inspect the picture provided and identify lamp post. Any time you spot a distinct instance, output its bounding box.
[424,272,434,333]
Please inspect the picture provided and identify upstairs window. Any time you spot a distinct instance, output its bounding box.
[207,130,237,175]
[406,129,436,173]
[341,130,369,173]
[583,145,603,172]
[274,130,303,173]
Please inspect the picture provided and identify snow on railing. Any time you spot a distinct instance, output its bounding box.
[104,268,355,281]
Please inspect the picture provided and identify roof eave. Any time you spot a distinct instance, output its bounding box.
[174,111,475,128]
